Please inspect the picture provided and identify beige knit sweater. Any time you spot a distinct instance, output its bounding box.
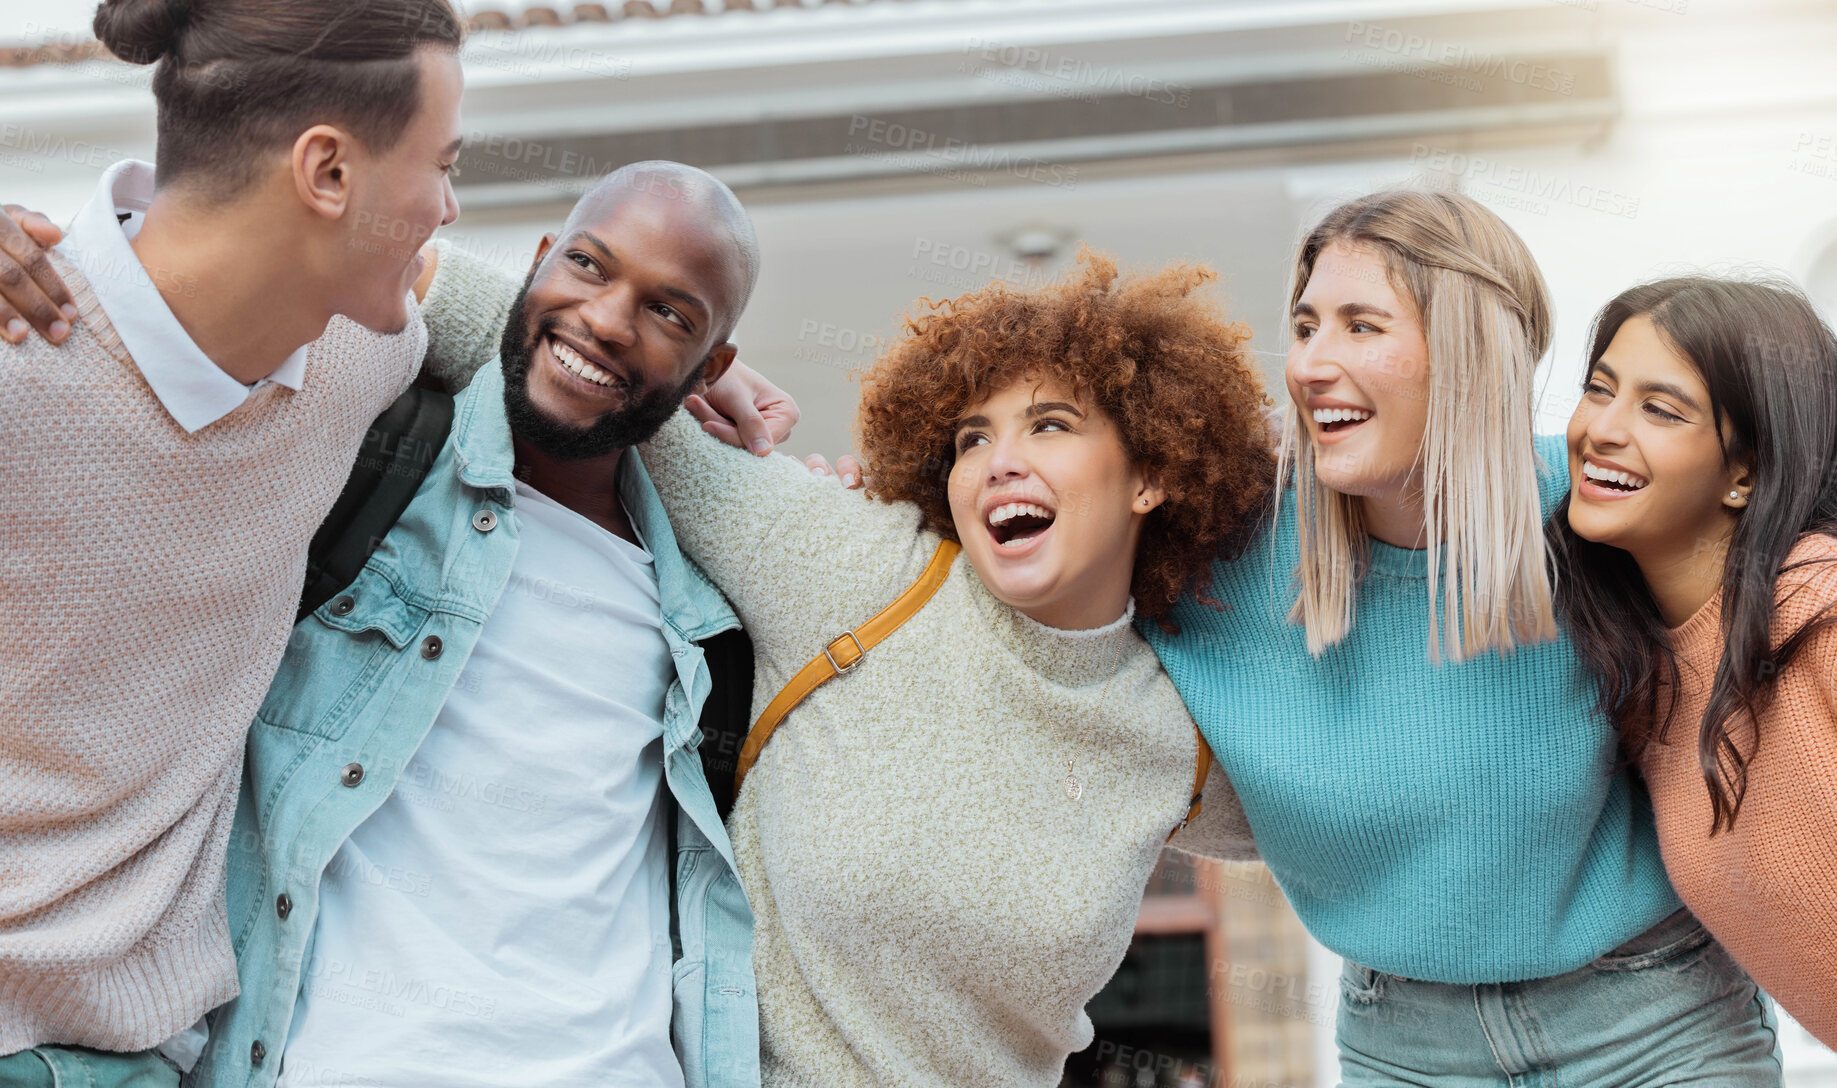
[1644,533,1837,1046]
[0,252,425,1052]
[637,410,1255,1088]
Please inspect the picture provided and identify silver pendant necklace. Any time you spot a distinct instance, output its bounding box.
[1061,632,1125,801]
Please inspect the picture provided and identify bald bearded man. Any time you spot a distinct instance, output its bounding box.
[187,162,775,1088]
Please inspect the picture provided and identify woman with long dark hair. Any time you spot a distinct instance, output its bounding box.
[1550,275,1837,1045]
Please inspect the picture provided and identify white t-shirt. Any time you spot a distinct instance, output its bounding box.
[277,480,683,1088]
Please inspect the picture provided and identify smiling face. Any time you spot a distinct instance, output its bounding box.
[499,187,744,460]
[1565,313,1749,564]
[1286,242,1432,522]
[946,379,1164,630]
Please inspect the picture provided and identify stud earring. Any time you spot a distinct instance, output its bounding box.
[1729,490,1741,500]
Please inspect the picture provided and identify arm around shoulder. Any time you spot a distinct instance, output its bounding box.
[639,409,942,662]
[417,239,522,392]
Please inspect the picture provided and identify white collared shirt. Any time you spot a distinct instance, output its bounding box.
[55,159,307,433]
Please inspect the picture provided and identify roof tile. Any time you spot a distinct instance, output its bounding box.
[1,0,922,67]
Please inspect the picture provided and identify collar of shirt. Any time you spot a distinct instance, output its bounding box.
[446,359,739,648]
[54,159,307,433]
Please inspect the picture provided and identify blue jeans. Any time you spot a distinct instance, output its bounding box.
[1336,908,1781,1087]
[0,1047,179,1088]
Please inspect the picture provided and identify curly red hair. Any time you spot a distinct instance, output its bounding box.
[856,248,1275,624]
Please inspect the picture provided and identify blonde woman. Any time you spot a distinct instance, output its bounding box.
[1144,193,1781,1085]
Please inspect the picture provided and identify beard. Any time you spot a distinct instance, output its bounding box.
[498,279,707,462]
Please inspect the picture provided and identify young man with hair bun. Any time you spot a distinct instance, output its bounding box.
[0,0,465,1080]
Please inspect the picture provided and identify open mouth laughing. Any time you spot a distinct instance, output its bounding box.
[1312,405,1374,436]
[1580,457,1649,494]
[985,498,1057,550]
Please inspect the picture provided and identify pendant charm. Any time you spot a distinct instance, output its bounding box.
[1065,772,1082,801]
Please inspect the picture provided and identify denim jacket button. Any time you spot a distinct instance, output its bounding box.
[329,595,355,617]
[250,1040,266,1066]
[421,635,444,660]
[471,509,497,532]
[275,893,292,920]
[341,763,365,788]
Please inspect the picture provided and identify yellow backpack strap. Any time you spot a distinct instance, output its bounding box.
[1168,730,1214,843]
[733,539,961,797]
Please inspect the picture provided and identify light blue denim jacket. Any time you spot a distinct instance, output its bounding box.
[187,360,759,1088]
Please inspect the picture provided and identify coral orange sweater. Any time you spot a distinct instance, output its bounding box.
[1645,533,1837,1046]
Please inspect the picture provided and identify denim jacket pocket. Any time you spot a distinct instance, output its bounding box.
[256,567,430,740]
[1589,908,1713,972]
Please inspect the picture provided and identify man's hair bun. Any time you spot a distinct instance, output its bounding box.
[89,0,463,200]
[93,0,188,66]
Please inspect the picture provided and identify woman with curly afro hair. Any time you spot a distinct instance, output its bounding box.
[634,248,1273,1088]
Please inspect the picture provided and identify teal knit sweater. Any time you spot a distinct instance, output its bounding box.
[1145,434,1680,983]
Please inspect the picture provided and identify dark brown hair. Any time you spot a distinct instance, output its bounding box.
[93,0,465,197]
[856,248,1276,624]
[1549,275,1837,832]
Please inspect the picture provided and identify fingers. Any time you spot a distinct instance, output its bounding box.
[761,398,800,445]
[0,206,76,345]
[685,394,749,449]
[410,244,439,304]
[696,401,869,491]
[729,397,775,456]
[803,453,867,489]
[684,393,722,427]
[6,205,64,248]
[700,419,745,447]
[695,382,776,455]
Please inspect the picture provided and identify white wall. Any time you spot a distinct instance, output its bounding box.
[391,3,1837,460]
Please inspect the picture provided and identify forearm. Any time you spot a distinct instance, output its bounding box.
[419,239,521,392]
[639,409,849,590]
[639,410,936,662]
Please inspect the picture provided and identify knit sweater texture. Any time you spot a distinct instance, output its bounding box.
[1147,433,1682,984]
[0,251,425,1052]
[637,410,1255,1088]
[1644,532,1837,1045]
[420,239,516,388]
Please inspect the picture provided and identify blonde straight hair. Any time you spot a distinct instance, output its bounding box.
[1279,190,1557,662]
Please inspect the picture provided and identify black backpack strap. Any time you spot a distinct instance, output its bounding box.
[298,386,455,622]
[669,626,752,960]
[695,626,755,824]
